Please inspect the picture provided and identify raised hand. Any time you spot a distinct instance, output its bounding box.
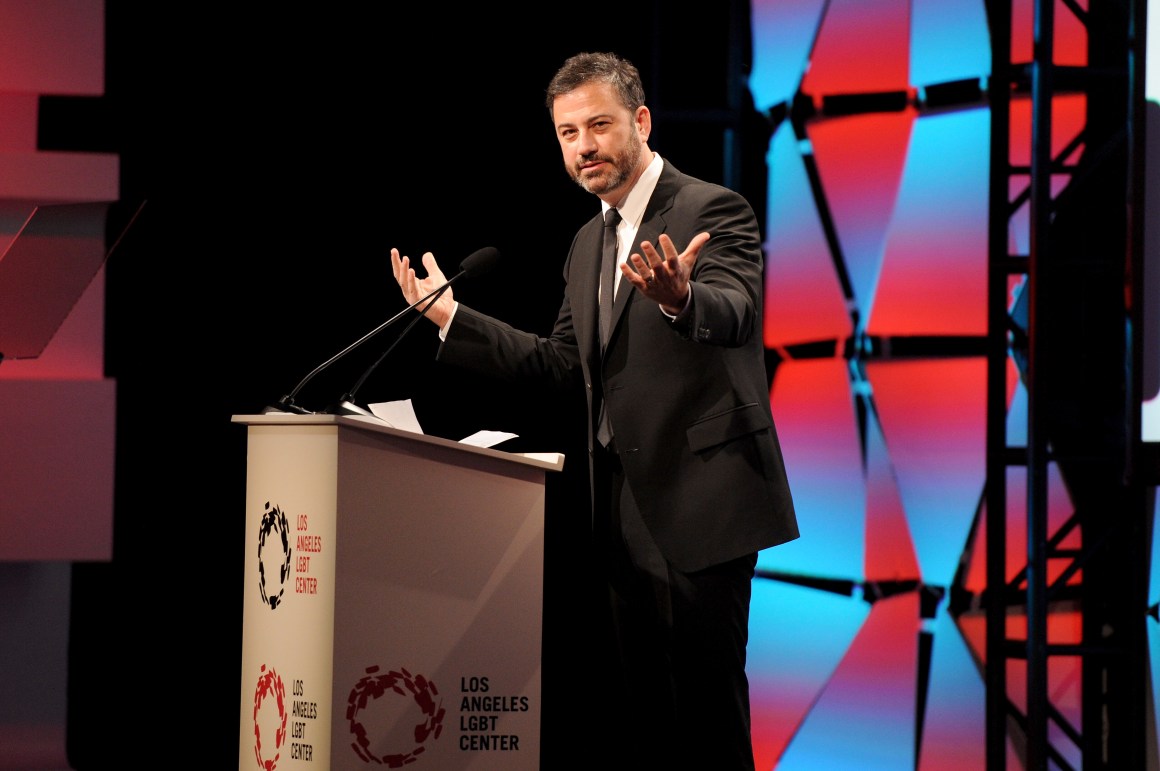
[390,248,455,329]
[621,231,710,315]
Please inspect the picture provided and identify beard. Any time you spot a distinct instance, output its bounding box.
[569,133,642,197]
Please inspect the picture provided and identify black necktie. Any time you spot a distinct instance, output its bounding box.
[597,208,621,448]
[599,207,621,348]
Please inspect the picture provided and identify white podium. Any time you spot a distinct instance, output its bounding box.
[233,413,563,771]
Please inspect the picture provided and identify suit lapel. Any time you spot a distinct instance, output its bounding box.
[607,162,679,339]
[571,214,604,362]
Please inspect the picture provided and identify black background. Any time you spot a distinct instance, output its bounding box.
[59,3,759,766]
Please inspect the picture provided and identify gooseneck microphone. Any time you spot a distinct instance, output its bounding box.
[328,283,450,417]
[263,246,500,415]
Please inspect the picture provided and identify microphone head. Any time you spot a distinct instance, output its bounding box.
[460,246,500,278]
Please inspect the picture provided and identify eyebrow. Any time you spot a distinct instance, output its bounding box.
[557,114,617,130]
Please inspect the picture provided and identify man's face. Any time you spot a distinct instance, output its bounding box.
[552,81,648,202]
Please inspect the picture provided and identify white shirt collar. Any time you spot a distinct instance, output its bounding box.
[602,152,663,230]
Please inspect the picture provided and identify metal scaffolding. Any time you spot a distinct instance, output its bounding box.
[985,1,1148,768]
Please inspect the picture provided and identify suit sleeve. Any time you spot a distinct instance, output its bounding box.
[668,185,764,348]
[435,281,584,393]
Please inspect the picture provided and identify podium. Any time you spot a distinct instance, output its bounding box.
[233,413,564,771]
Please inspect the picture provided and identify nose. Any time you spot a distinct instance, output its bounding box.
[576,128,598,156]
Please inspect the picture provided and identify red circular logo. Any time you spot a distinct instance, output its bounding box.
[346,665,445,766]
[252,664,288,770]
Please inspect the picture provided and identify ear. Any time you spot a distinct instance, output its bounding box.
[635,106,652,141]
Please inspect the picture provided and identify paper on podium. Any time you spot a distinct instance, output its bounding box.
[367,400,518,449]
[458,429,519,448]
[367,399,425,433]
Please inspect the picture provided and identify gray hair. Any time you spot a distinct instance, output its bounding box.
[545,52,646,116]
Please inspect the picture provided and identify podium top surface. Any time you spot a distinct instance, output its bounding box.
[231,413,565,472]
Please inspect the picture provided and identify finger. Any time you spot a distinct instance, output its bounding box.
[620,261,645,287]
[404,258,422,298]
[655,233,679,261]
[421,252,444,281]
[398,259,414,297]
[675,232,710,269]
[395,253,409,286]
[396,255,413,289]
[685,231,711,257]
[645,245,677,283]
[626,255,661,290]
[638,240,664,269]
[628,253,653,279]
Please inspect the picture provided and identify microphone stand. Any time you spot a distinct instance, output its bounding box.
[329,283,449,416]
[264,279,456,415]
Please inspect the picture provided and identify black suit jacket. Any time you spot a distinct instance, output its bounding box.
[439,160,798,571]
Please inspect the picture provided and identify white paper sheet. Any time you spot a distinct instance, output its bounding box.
[458,430,519,448]
[367,400,517,448]
[367,399,425,434]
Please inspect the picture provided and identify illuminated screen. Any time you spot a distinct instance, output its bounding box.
[1141,0,1160,441]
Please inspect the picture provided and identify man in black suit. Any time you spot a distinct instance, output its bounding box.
[391,51,798,770]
